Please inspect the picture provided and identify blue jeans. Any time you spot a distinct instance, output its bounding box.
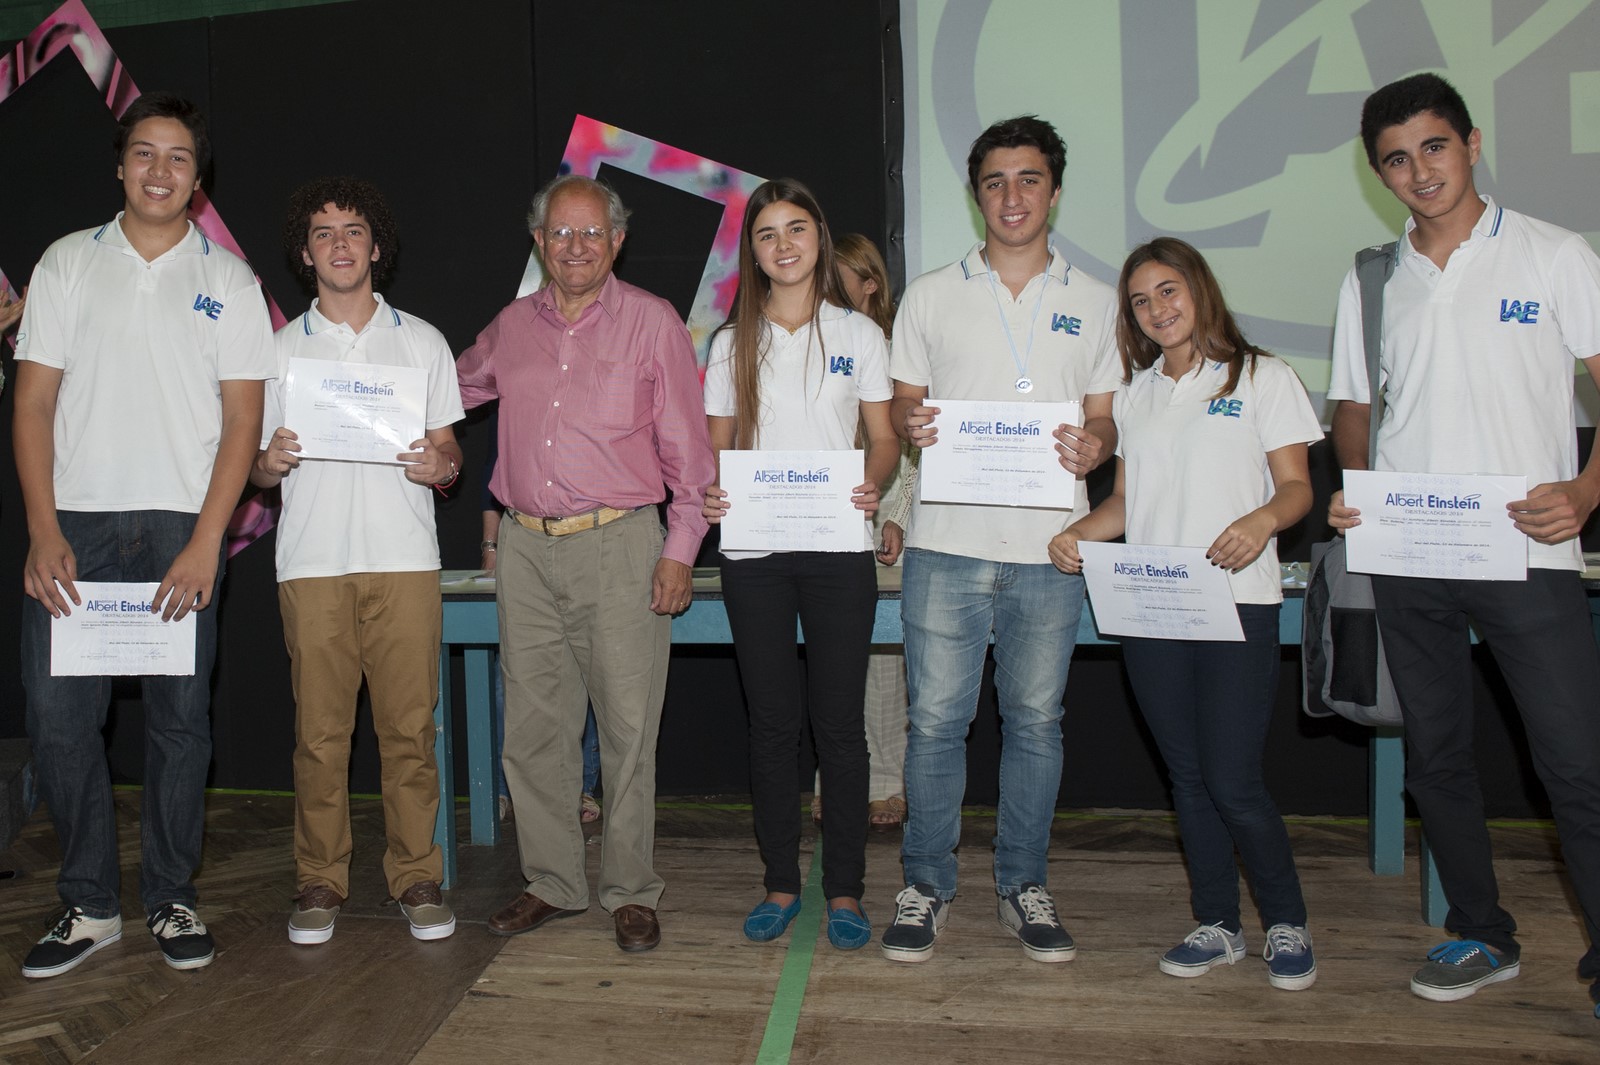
[494,666,599,798]
[21,510,223,918]
[900,548,1085,898]
[1120,605,1306,931]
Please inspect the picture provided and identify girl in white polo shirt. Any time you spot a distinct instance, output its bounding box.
[1047,237,1323,990]
[703,180,897,950]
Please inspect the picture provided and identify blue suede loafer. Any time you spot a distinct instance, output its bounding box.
[743,898,802,942]
[827,905,872,950]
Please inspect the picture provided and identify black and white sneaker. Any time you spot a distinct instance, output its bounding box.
[148,903,214,971]
[880,883,948,963]
[997,882,1076,962]
[21,908,123,979]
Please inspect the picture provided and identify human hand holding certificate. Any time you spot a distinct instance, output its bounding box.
[1344,470,1527,581]
[1078,543,1244,641]
[718,450,871,552]
[919,398,1080,508]
[283,356,426,464]
[51,582,197,676]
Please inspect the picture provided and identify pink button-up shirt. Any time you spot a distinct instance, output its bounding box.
[456,273,714,567]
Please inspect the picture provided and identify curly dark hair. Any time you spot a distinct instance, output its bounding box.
[966,115,1066,199]
[282,177,399,293]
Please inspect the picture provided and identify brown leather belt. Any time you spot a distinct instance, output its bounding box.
[507,505,638,537]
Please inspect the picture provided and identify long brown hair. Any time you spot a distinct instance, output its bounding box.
[716,179,847,449]
[1115,236,1270,399]
[834,233,895,338]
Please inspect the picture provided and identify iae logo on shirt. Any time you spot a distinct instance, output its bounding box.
[1050,313,1081,335]
[1498,299,1539,324]
[1207,398,1242,418]
[193,293,224,320]
[828,355,854,376]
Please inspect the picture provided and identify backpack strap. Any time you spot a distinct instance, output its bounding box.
[1353,242,1397,467]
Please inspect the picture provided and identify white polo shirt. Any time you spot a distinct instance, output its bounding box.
[705,301,892,558]
[1328,197,1600,571]
[891,243,1121,563]
[264,295,465,582]
[1117,355,1323,604]
[14,215,276,512]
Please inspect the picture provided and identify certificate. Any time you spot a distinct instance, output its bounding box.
[919,398,1080,508]
[51,582,196,676]
[283,357,426,464]
[1078,543,1244,641]
[718,450,870,552]
[1344,470,1527,581]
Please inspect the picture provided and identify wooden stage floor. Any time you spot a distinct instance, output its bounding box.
[1,793,1596,1064]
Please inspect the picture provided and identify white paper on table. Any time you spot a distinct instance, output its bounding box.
[718,450,871,552]
[51,582,197,676]
[918,398,1080,508]
[1078,543,1244,641]
[283,357,426,465]
[1343,470,1527,581]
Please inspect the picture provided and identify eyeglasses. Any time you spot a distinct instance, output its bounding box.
[544,225,609,244]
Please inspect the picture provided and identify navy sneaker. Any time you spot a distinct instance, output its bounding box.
[148,903,215,971]
[1159,922,1245,978]
[1263,924,1317,990]
[881,884,947,963]
[21,909,123,979]
[997,883,1076,963]
[1410,939,1519,1002]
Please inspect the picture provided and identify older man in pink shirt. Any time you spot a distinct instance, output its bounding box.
[456,175,713,952]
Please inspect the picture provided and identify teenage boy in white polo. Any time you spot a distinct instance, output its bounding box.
[1328,73,1600,1011]
[883,115,1121,963]
[14,92,274,978]
[251,177,464,945]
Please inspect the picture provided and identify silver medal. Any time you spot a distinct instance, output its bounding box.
[1014,376,1034,394]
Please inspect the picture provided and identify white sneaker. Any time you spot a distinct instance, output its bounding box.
[21,908,123,979]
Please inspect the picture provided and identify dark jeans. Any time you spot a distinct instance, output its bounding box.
[1121,604,1307,931]
[1373,570,1600,953]
[21,510,222,918]
[721,551,874,900]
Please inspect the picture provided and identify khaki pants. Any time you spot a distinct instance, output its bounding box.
[279,571,443,898]
[498,507,670,911]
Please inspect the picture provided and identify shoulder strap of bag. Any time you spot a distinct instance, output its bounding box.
[1353,242,1397,467]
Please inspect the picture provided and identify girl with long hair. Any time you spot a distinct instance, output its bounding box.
[1048,237,1324,989]
[703,181,898,949]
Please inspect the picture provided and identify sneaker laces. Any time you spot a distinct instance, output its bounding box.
[41,907,87,944]
[892,887,939,927]
[150,904,206,939]
[1265,925,1308,957]
[1185,922,1244,962]
[1012,885,1062,928]
[1426,939,1498,968]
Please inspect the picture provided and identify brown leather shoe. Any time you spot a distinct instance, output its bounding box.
[613,904,660,952]
[487,891,585,937]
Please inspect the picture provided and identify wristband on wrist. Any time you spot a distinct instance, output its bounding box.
[433,456,460,495]
[480,540,497,551]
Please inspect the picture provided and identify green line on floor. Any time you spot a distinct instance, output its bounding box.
[754,839,825,1065]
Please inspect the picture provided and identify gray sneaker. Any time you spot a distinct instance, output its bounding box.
[880,884,948,963]
[1410,939,1520,1002]
[399,881,456,941]
[997,883,1076,963]
[288,885,344,945]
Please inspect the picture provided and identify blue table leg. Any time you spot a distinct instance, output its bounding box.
[1369,727,1405,876]
[433,644,458,889]
[1419,830,1447,926]
[464,646,497,846]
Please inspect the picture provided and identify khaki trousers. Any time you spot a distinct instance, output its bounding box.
[498,507,670,911]
[279,571,443,898]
